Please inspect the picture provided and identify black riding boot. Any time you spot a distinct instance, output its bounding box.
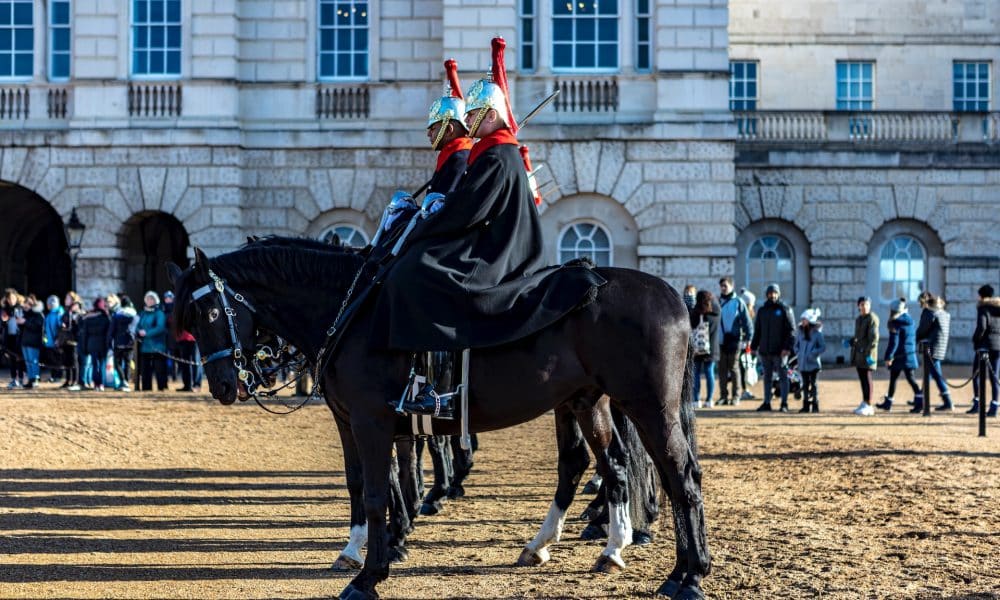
[399,352,456,419]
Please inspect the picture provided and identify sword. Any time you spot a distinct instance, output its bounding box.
[411,89,561,197]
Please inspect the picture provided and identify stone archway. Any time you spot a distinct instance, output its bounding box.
[0,181,71,299]
[121,211,190,302]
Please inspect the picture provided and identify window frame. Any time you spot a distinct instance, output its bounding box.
[129,0,183,79]
[550,0,621,74]
[0,0,35,82]
[317,0,370,82]
[744,234,796,309]
[519,0,536,72]
[729,60,759,111]
[557,220,614,267]
[320,223,369,248]
[49,0,71,81]
[835,60,875,111]
[877,235,926,305]
[953,60,991,112]
[633,0,650,73]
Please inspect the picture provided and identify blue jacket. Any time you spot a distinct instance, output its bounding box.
[884,312,918,369]
[719,293,753,352]
[793,325,825,372]
[44,306,64,348]
[137,306,167,355]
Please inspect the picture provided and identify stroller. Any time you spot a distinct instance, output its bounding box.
[759,354,802,401]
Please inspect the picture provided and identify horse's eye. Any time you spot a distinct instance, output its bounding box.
[208,308,220,323]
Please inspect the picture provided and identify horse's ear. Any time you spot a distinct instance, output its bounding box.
[193,247,210,277]
[329,233,343,247]
[247,235,259,244]
[165,262,183,286]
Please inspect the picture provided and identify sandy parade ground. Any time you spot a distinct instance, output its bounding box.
[1,365,999,599]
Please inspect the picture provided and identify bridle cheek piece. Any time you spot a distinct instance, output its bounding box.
[190,269,258,392]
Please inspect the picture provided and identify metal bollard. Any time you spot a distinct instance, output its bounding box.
[921,342,931,417]
[978,350,988,438]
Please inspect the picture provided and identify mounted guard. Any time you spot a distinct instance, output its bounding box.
[372,37,605,417]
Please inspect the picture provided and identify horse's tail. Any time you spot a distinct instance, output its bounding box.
[680,342,699,458]
[611,406,660,533]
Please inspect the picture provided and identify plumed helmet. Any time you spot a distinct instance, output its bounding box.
[464,37,518,133]
[427,59,468,132]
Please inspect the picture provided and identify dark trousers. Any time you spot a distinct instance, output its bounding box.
[86,350,105,387]
[113,347,133,388]
[717,350,741,400]
[140,353,168,391]
[856,367,874,403]
[61,344,78,385]
[177,340,197,389]
[760,354,788,405]
[43,347,63,379]
[801,370,818,401]
[887,364,921,399]
[972,349,1000,403]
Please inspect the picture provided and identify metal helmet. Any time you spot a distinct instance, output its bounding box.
[464,37,518,135]
[427,59,468,131]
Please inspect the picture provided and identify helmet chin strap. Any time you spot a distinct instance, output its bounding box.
[467,108,489,139]
[430,121,449,151]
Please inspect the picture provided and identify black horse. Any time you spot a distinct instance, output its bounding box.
[169,241,709,600]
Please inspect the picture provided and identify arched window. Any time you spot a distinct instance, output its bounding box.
[745,235,795,308]
[558,221,612,266]
[879,235,925,303]
[320,224,368,247]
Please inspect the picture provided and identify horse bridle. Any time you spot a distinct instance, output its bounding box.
[190,269,259,387]
[190,269,313,411]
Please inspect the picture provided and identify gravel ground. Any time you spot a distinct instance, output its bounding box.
[1,365,998,599]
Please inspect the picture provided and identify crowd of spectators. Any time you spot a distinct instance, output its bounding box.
[0,287,200,393]
[683,278,1000,417]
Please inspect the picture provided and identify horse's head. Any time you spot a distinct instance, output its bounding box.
[167,248,257,405]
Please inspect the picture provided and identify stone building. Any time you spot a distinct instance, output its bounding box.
[731,0,1000,361]
[0,0,996,360]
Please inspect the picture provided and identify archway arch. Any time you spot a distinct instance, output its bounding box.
[736,219,811,314]
[121,211,190,302]
[0,182,70,299]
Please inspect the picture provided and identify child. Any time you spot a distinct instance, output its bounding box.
[876,298,921,412]
[793,308,825,413]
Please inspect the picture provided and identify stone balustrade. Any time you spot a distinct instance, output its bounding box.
[736,110,1000,144]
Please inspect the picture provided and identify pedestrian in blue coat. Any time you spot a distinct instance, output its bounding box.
[876,298,921,412]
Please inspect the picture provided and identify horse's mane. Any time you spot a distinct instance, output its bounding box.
[173,237,366,333]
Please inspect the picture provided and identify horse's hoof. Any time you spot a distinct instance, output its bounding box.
[632,530,654,545]
[654,578,683,598]
[338,583,378,600]
[330,554,363,571]
[582,481,600,494]
[446,484,465,499]
[388,546,409,563]
[591,554,624,574]
[516,546,550,567]
[672,586,705,600]
[419,501,442,516]
[580,523,606,540]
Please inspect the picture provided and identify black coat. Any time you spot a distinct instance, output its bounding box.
[751,299,796,356]
[19,311,44,349]
[973,297,1000,351]
[79,311,111,356]
[374,142,604,350]
[427,146,469,194]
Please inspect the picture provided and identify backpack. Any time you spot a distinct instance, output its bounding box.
[690,315,711,357]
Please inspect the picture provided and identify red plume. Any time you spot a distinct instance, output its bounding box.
[444,59,463,100]
[490,37,518,134]
[520,145,542,206]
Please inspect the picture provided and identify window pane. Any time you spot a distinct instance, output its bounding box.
[167,25,180,48]
[553,19,572,41]
[320,29,334,51]
[53,2,70,24]
[0,28,10,49]
[337,29,350,50]
[554,0,572,15]
[53,28,70,52]
[150,0,164,22]
[149,49,163,72]
[13,50,30,75]
[598,17,616,40]
[979,62,989,78]
[150,25,164,47]
[134,50,147,73]
[576,43,595,67]
[0,53,9,75]
[355,28,367,51]
[598,0,616,14]
[337,52,350,75]
[136,0,147,22]
[577,17,595,40]
[167,0,180,22]
[598,43,615,67]
[319,54,333,77]
[553,43,571,66]
[136,26,148,47]
[52,53,69,77]
[836,62,846,79]
[523,0,534,14]
[13,26,29,51]
[12,1,29,24]
[166,49,179,74]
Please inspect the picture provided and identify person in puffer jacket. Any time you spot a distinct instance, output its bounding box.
[970,284,1000,416]
[793,308,825,413]
[876,298,921,412]
[108,296,138,391]
[915,292,952,412]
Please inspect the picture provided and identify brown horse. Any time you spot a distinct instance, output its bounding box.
[169,240,709,599]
